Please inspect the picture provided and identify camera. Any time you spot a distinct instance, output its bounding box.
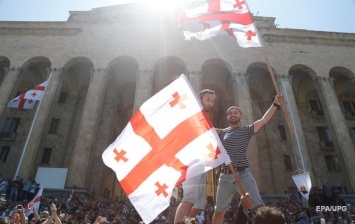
[16,205,22,209]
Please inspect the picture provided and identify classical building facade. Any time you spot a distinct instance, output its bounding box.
[0,4,355,199]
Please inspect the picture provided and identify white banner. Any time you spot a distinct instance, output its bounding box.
[292,172,312,201]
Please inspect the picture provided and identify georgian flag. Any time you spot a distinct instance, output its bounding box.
[180,0,251,22]
[24,187,43,217]
[7,80,48,109]
[7,97,36,109]
[21,80,48,101]
[102,74,231,224]
[182,21,260,47]
[180,0,262,48]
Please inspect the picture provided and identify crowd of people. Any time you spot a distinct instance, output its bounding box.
[0,175,41,203]
[1,90,355,224]
[0,171,355,224]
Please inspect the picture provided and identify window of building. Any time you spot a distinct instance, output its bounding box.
[343,101,355,118]
[41,148,52,164]
[324,155,340,172]
[278,125,287,141]
[49,119,60,134]
[309,99,324,116]
[283,155,293,171]
[351,127,355,138]
[317,126,334,148]
[0,117,21,140]
[58,92,68,103]
[0,146,10,162]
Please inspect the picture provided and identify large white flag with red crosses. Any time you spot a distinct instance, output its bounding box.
[102,74,231,224]
[180,0,262,48]
[7,80,48,109]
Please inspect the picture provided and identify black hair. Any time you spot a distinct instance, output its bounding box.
[199,89,216,99]
[254,206,286,224]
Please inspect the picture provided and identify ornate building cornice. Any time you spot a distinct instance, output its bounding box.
[0,26,81,36]
[261,28,355,47]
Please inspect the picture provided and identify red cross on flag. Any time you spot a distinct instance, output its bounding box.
[7,97,36,109]
[21,80,48,101]
[7,80,48,109]
[102,74,231,224]
[179,0,262,48]
[24,187,43,217]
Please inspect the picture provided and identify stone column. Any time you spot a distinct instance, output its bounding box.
[278,75,313,173]
[314,76,355,191]
[0,67,22,119]
[233,72,262,186]
[192,70,216,199]
[18,68,65,178]
[187,71,201,93]
[67,68,107,188]
[133,70,153,112]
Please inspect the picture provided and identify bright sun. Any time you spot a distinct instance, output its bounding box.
[141,0,183,13]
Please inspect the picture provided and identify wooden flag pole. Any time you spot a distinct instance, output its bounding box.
[228,164,246,195]
[261,47,295,139]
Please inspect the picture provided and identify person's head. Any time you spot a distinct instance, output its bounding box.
[29,217,36,224]
[0,217,11,224]
[179,217,197,224]
[199,89,216,112]
[0,216,11,224]
[226,106,242,126]
[42,210,49,218]
[254,206,286,224]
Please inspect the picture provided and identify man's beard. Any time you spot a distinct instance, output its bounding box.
[228,117,240,125]
[204,107,211,112]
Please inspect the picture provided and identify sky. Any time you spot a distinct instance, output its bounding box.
[0,0,354,34]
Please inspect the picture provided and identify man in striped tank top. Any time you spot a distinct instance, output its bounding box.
[212,95,284,224]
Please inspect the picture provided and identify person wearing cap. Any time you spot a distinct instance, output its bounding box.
[212,94,284,224]
[174,89,217,224]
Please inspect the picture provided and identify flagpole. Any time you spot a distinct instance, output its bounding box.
[261,47,307,173]
[246,2,295,139]
[228,164,246,195]
[14,73,52,179]
[261,47,295,139]
[281,81,306,172]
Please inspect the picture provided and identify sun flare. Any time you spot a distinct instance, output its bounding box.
[142,0,183,14]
